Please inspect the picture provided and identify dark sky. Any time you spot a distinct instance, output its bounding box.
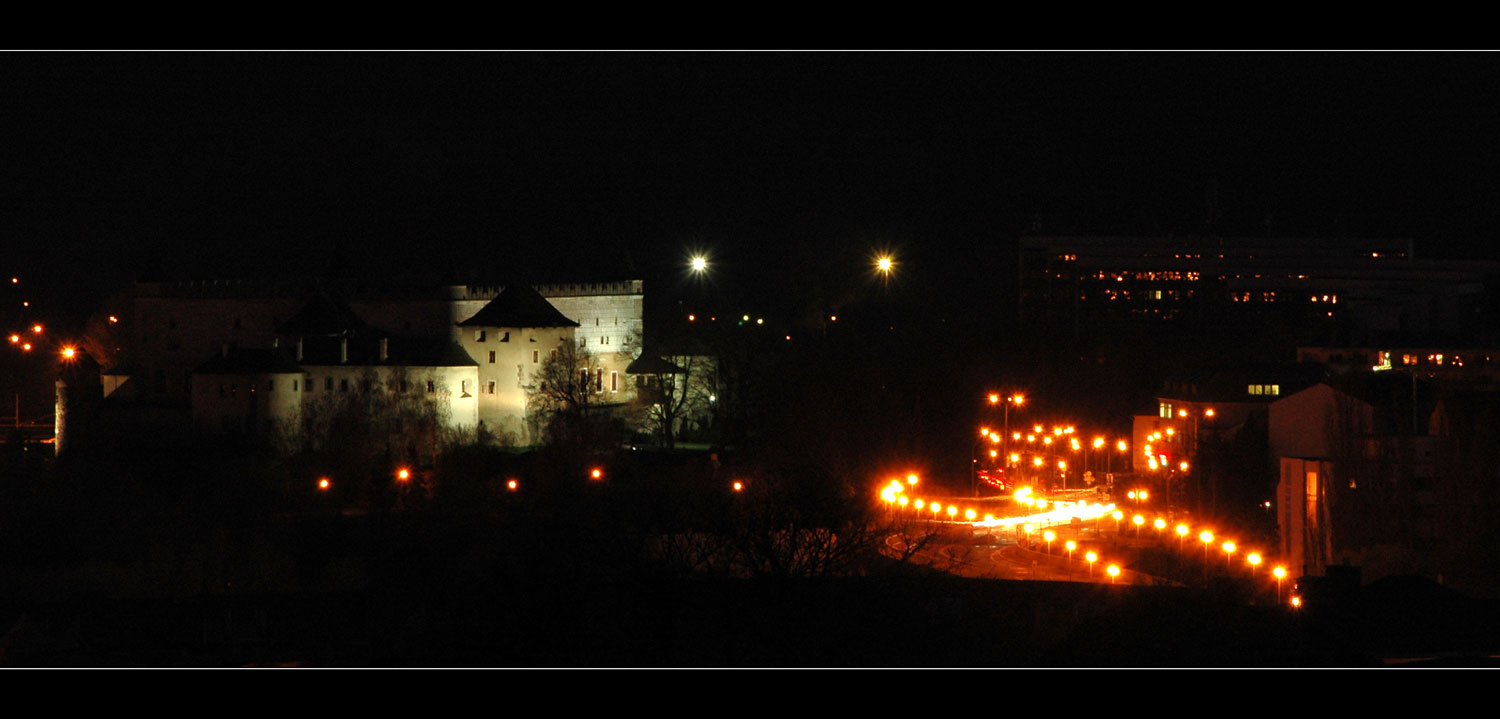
[6,52,1500,320]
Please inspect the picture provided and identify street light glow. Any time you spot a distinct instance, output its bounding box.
[690,255,708,272]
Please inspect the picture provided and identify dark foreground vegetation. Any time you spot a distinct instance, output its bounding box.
[5,436,1500,667]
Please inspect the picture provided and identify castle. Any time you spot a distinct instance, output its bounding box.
[100,277,645,446]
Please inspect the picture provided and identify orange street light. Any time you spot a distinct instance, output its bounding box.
[1247,552,1262,577]
[61,346,76,359]
[947,505,958,519]
[733,480,744,492]
[1132,514,1145,537]
[31,324,42,334]
[906,473,919,486]
[1043,530,1056,554]
[317,477,331,491]
[1107,564,1120,584]
[1086,551,1098,578]
[590,467,604,480]
[396,467,411,483]
[1222,541,1236,567]
[507,479,519,491]
[1274,566,1287,603]
[988,393,1000,404]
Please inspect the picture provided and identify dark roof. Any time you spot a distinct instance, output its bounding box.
[275,289,370,336]
[457,284,579,328]
[295,335,477,368]
[193,348,306,376]
[626,355,686,375]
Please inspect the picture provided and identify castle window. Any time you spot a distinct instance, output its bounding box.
[500,331,509,342]
[486,380,496,394]
[489,350,496,364]
[610,371,618,392]
[340,379,349,392]
[475,330,486,342]
[293,380,299,392]
[325,377,333,391]
[304,375,313,392]
[461,380,471,397]
[426,380,435,393]
[533,350,539,363]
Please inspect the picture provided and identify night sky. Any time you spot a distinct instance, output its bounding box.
[6,52,1500,324]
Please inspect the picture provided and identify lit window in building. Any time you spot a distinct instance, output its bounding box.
[610,371,618,392]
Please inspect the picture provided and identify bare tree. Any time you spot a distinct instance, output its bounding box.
[525,337,608,448]
[632,354,716,449]
[283,366,451,474]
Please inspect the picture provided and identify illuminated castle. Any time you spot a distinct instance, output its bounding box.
[100,277,644,446]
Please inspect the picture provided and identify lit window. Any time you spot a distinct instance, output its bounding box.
[610,371,618,392]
